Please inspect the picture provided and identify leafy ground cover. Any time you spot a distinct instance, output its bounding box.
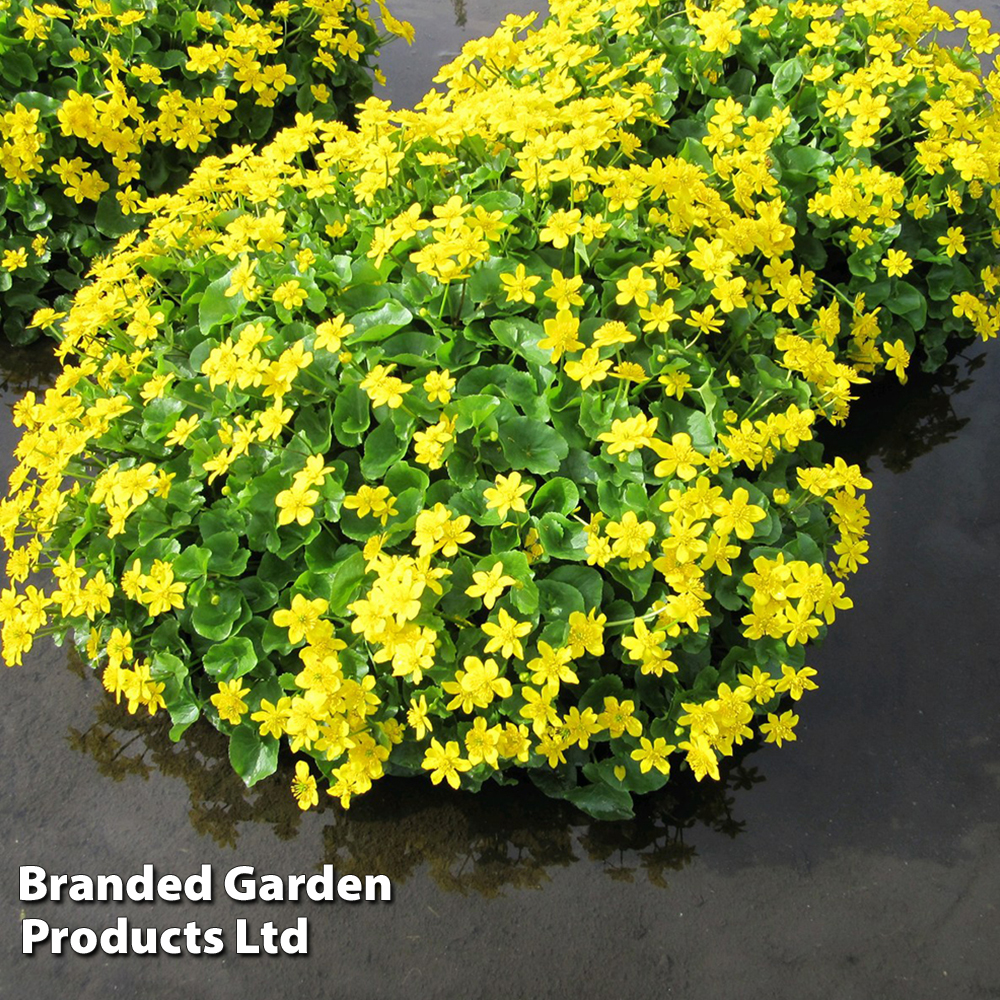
[0,0,412,343]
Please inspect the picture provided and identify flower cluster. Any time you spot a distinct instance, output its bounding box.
[2,0,999,820]
[0,0,412,343]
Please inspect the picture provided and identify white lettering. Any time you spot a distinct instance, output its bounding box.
[70,927,98,954]
[338,874,361,901]
[100,917,128,955]
[202,926,225,955]
[22,918,49,953]
[185,866,212,901]
[365,874,391,901]
[158,875,181,901]
[258,874,283,902]
[235,918,259,954]
[19,866,47,902]
[225,865,257,902]
[160,927,182,955]
[306,866,335,902]
[95,873,123,901]
[282,918,308,954]
[126,864,154,902]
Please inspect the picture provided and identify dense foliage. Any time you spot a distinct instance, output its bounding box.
[0,0,412,343]
[2,0,999,820]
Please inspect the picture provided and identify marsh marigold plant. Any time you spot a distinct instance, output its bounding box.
[0,0,413,343]
[2,0,999,819]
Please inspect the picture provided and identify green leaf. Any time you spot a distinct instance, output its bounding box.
[847,247,878,282]
[203,531,251,577]
[327,549,368,615]
[229,724,278,787]
[95,191,139,238]
[466,256,506,302]
[203,636,257,680]
[531,477,580,517]
[173,545,211,581]
[348,300,413,342]
[677,137,712,173]
[0,52,36,87]
[772,57,803,97]
[498,416,569,474]
[494,551,539,615]
[295,405,333,453]
[380,330,442,365]
[926,264,956,301]
[140,396,186,442]
[565,781,634,821]
[190,583,245,641]
[781,145,833,175]
[491,317,553,367]
[198,270,240,335]
[155,652,199,739]
[887,281,927,330]
[536,578,585,619]
[685,411,716,452]
[536,511,588,561]
[546,564,604,610]
[580,674,625,712]
[453,393,502,432]
[385,462,429,496]
[9,91,60,115]
[333,381,370,446]
[361,415,410,479]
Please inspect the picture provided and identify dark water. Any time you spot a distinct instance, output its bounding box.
[2,2,999,997]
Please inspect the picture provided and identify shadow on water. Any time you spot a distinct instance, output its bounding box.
[820,347,988,474]
[0,340,60,403]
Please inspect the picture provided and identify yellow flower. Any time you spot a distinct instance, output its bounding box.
[881,249,912,277]
[566,608,607,658]
[615,266,656,307]
[273,594,329,645]
[211,679,251,725]
[291,760,319,810]
[483,471,532,519]
[883,339,910,384]
[275,484,319,526]
[225,255,260,299]
[499,263,541,303]
[165,414,200,447]
[251,697,292,739]
[564,348,612,389]
[481,608,532,659]
[423,369,456,404]
[421,739,471,789]
[465,561,518,610]
[631,736,675,774]
[938,227,967,257]
[360,363,413,409]
[1,248,28,271]
[539,208,582,248]
[274,279,308,310]
[760,710,799,747]
[597,696,642,738]
[407,695,433,740]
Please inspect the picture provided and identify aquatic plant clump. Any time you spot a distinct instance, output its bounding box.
[0,0,414,344]
[3,0,999,820]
